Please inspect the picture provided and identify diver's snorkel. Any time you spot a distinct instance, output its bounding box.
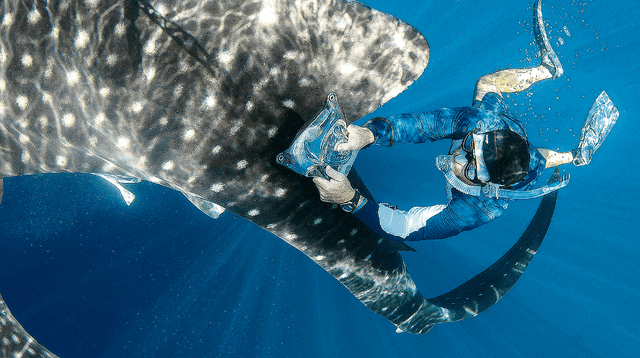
[436,151,569,200]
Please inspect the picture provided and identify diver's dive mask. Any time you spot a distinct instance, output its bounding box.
[436,128,569,200]
[454,130,492,184]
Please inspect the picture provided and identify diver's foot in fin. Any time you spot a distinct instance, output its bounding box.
[571,147,587,166]
[541,51,563,79]
[572,91,619,166]
[533,0,564,79]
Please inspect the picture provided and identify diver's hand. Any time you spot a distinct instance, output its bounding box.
[335,124,375,152]
[313,166,355,204]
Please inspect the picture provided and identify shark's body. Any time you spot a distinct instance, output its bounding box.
[1,0,559,355]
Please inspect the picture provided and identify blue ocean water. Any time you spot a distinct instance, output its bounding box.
[1,0,638,357]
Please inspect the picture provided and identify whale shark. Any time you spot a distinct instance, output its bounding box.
[1,0,560,354]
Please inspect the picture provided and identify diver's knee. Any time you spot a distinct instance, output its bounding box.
[473,76,500,101]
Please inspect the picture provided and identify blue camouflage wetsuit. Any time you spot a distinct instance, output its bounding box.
[353,92,547,242]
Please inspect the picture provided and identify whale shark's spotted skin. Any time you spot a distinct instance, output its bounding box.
[0,0,428,219]
[1,0,437,343]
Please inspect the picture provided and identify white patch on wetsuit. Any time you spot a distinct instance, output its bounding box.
[378,204,446,239]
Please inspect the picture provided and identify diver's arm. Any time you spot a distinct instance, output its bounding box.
[359,108,478,147]
[473,65,553,102]
[312,167,458,241]
[337,106,481,151]
[313,170,509,242]
[538,148,574,168]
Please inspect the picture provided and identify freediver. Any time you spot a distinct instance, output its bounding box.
[312,0,617,242]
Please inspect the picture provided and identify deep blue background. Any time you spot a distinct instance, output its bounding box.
[1,1,638,357]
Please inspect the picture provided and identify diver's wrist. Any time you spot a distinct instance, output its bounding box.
[365,128,375,145]
[353,196,368,212]
[341,190,367,213]
[356,126,376,150]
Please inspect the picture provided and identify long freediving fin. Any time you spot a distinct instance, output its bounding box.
[427,168,562,321]
[572,91,619,166]
[533,0,563,79]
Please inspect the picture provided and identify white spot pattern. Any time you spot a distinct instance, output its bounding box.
[144,66,156,81]
[116,137,130,148]
[114,22,126,36]
[131,101,143,113]
[236,160,248,170]
[15,95,28,110]
[183,129,196,141]
[62,113,75,127]
[229,122,241,136]
[21,54,33,67]
[282,99,295,109]
[66,70,80,85]
[210,183,225,192]
[55,155,67,167]
[248,209,260,216]
[27,9,41,24]
[162,161,174,171]
[95,113,106,125]
[106,54,118,66]
[204,95,216,108]
[75,30,89,49]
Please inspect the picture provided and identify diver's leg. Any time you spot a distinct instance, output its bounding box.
[473,65,553,102]
[475,0,563,102]
[538,148,573,168]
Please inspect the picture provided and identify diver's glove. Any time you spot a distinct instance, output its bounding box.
[334,124,375,152]
[313,166,355,204]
